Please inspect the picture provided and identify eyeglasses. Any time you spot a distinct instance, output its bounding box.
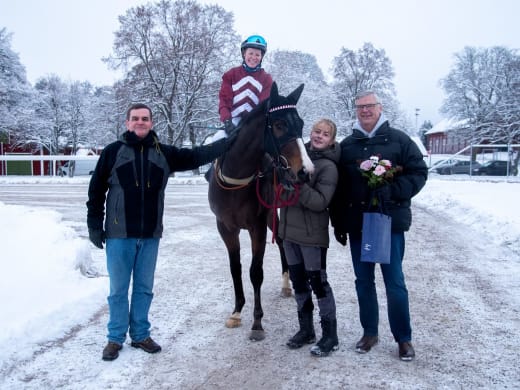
[355,103,380,110]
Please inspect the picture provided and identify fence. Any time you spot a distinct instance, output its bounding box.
[427,143,519,176]
[0,155,99,176]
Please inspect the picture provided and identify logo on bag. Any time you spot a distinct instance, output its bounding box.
[363,244,372,252]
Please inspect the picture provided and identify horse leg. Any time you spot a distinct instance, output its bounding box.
[248,226,267,341]
[268,210,293,297]
[274,235,292,297]
[217,221,244,328]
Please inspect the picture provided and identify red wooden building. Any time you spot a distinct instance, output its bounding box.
[424,119,471,155]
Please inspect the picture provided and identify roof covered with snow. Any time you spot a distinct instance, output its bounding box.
[425,118,469,135]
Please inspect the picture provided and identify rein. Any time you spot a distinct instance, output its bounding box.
[256,167,300,243]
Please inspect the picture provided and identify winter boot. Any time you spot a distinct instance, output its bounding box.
[286,310,316,349]
[310,317,339,357]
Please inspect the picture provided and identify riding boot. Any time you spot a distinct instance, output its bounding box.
[286,310,316,349]
[310,317,339,357]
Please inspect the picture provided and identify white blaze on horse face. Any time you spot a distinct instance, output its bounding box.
[297,138,315,173]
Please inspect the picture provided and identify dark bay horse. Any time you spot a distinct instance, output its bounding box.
[208,82,314,341]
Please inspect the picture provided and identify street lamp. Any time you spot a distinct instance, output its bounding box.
[415,108,420,133]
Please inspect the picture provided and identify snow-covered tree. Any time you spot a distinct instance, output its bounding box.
[418,120,433,148]
[89,85,123,147]
[440,46,520,144]
[65,81,93,154]
[331,42,406,136]
[265,50,336,138]
[105,0,238,146]
[0,28,34,143]
[32,75,70,154]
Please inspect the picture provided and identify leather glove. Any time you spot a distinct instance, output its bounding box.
[334,229,347,246]
[225,125,240,147]
[89,229,106,249]
[223,119,235,135]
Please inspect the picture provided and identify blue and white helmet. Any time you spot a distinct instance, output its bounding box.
[241,35,267,55]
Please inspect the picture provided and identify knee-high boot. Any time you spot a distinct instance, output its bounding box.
[287,309,316,349]
[310,317,339,357]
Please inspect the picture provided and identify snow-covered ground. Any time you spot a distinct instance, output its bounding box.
[0,174,519,389]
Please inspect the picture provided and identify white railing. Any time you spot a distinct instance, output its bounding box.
[0,155,99,176]
[427,143,519,174]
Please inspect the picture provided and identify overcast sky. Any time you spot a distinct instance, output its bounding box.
[1,0,518,126]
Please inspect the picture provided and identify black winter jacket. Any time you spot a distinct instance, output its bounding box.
[87,130,228,238]
[329,121,428,234]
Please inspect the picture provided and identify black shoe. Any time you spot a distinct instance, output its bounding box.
[355,335,379,353]
[131,337,162,354]
[398,341,415,361]
[102,342,122,361]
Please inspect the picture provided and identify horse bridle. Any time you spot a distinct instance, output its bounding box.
[263,104,303,184]
[215,105,302,189]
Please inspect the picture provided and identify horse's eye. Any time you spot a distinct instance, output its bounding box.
[273,120,288,132]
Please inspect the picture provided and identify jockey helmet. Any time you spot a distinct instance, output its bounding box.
[241,35,267,55]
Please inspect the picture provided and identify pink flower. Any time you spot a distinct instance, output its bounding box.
[358,156,401,189]
[360,160,374,171]
[373,165,386,176]
[359,156,402,206]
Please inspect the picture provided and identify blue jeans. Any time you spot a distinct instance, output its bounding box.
[105,238,160,344]
[349,232,411,343]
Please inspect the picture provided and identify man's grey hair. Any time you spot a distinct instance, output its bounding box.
[355,90,381,103]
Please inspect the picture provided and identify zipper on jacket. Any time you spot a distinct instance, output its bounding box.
[140,145,145,235]
[132,156,139,187]
[147,161,151,188]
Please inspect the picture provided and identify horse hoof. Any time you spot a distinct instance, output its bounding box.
[280,287,292,298]
[249,330,265,341]
[225,313,242,328]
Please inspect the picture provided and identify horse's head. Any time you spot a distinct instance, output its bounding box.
[265,82,314,181]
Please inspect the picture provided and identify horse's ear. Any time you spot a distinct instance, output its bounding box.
[269,82,279,101]
[287,83,305,104]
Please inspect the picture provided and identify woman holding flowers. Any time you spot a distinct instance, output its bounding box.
[329,90,428,361]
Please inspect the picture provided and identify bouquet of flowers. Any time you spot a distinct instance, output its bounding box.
[359,155,401,205]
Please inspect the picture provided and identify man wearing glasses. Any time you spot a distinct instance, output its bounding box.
[330,91,428,361]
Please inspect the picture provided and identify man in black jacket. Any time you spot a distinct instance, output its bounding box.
[87,103,231,361]
[330,91,428,361]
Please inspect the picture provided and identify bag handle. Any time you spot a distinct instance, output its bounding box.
[366,189,388,214]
